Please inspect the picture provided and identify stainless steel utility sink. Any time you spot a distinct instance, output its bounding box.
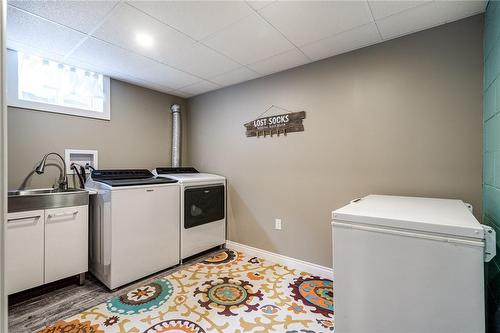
[8,188,89,213]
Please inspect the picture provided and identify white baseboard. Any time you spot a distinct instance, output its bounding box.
[226,240,333,278]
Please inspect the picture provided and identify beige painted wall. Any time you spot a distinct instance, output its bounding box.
[187,15,484,267]
[8,79,187,189]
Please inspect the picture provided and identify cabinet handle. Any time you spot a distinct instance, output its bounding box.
[7,215,41,223]
[146,189,154,192]
[47,211,78,219]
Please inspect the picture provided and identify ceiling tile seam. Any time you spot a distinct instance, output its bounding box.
[126,1,266,48]
[195,40,249,68]
[192,39,265,77]
[65,33,216,87]
[196,10,256,43]
[63,0,124,62]
[308,38,387,62]
[5,39,67,58]
[175,79,222,93]
[244,2,312,62]
[242,65,261,75]
[122,79,176,93]
[8,2,291,79]
[124,2,252,72]
[6,3,220,93]
[297,21,380,50]
[170,88,192,95]
[375,8,486,41]
[376,10,484,42]
[245,48,310,75]
[107,73,176,93]
[206,65,260,83]
[442,9,486,23]
[175,86,217,97]
[125,2,200,44]
[62,54,176,93]
[244,0,275,12]
[171,93,192,98]
[6,4,90,63]
[56,51,177,91]
[372,1,437,31]
[275,3,378,51]
[365,1,383,40]
[6,3,90,35]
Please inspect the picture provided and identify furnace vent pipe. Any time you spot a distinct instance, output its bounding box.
[171,104,181,167]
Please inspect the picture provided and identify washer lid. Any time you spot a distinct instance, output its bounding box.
[333,195,484,239]
[91,169,177,187]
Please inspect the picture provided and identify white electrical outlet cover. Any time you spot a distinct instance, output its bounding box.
[275,219,282,230]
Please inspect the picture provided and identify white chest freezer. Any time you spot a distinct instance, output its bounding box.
[332,195,495,333]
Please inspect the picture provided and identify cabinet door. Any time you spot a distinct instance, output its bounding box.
[6,210,44,294]
[45,205,88,283]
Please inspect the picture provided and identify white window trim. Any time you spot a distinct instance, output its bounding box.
[6,50,111,120]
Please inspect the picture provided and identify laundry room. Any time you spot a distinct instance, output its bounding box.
[0,0,497,332]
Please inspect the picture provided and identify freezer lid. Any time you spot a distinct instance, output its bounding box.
[332,195,484,239]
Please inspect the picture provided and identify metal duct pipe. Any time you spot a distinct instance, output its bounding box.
[171,104,181,167]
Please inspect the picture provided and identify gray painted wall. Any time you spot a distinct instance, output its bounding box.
[8,79,187,190]
[187,15,484,267]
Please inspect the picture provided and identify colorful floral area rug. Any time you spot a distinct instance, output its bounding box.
[37,249,334,333]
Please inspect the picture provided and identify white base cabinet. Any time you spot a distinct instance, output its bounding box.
[6,205,88,294]
[6,210,45,294]
[45,206,88,284]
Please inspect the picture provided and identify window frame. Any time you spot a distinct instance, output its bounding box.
[6,49,111,120]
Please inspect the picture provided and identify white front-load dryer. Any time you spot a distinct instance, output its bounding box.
[153,167,226,260]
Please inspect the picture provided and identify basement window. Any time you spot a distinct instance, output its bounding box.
[7,50,110,120]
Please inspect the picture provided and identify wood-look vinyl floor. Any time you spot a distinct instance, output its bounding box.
[8,249,220,333]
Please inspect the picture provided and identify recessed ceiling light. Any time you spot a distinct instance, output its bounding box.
[135,32,154,48]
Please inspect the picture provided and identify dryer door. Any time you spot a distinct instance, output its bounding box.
[184,185,225,229]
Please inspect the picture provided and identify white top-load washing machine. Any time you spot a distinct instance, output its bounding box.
[85,169,180,289]
[152,167,226,260]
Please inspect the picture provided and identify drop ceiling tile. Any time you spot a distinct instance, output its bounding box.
[63,57,126,81]
[301,23,381,61]
[62,56,148,92]
[8,0,118,34]
[62,60,175,94]
[7,6,86,57]
[258,1,373,46]
[69,37,199,89]
[211,67,259,86]
[376,1,486,40]
[127,79,175,94]
[154,42,241,79]
[7,39,66,62]
[178,80,220,96]
[171,90,193,98]
[434,1,487,20]
[94,3,241,79]
[129,1,254,41]
[92,3,196,66]
[368,1,431,20]
[248,49,309,76]
[203,13,294,65]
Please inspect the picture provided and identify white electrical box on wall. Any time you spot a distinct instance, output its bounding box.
[65,149,98,174]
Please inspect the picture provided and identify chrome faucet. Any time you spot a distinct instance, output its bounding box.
[35,152,68,190]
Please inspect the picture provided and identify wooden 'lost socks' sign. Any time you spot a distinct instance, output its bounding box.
[244,111,306,138]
